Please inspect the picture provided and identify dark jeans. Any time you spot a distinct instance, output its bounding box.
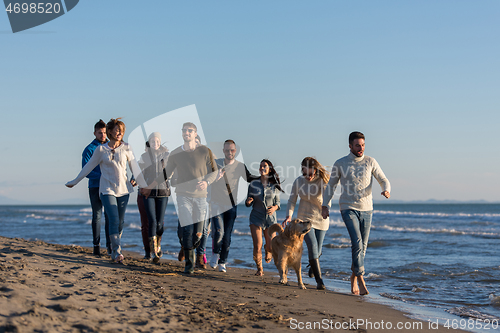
[211,205,237,264]
[143,196,168,238]
[137,193,149,254]
[89,187,110,248]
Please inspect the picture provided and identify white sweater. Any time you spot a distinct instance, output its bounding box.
[287,176,330,230]
[67,142,144,197]
[322,152,390,211]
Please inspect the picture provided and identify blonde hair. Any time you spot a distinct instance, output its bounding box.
[301,157,329,184]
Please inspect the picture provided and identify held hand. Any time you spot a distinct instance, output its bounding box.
[282,216,291,227]
[266,205,277,215]
[196,181,208,191]
[245,197,254,206]
[140,188,151,199]
[321,206,330,219]
[381,191,390,199]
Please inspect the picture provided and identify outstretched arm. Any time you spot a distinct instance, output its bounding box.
[244,164,259,182]
[66,148,102,188]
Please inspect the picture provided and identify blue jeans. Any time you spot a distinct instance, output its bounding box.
[341,209,373,276]
[143,196,168,238]
[211,205,237,264]
[176,196,207,250]
[89,187,110,248]
[100,194,129,236]
[304,228,327,261]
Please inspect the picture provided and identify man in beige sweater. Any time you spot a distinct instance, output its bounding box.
[321,131,390,295]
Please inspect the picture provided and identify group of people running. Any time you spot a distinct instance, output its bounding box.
[66,118,391,295]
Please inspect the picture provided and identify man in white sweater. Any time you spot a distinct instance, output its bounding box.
[321,131,390,295]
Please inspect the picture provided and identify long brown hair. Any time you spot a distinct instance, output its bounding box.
[261,159,284,192]
[301,157,329,184]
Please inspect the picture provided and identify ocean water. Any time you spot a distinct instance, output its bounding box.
[1,203,499,330]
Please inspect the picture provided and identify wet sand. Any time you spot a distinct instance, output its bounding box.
[0,236,465,332]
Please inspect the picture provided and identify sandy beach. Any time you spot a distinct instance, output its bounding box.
[0,236,466,333]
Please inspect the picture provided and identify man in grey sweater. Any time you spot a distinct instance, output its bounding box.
[321,131,390,295]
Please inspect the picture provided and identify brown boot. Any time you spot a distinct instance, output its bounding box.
[309,259,326,290]
[156,235,163,259]
[149,236,159,264]
[195,254,206,269]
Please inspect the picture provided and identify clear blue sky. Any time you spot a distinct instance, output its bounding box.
[1,1,499,204]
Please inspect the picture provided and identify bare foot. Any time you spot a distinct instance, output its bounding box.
[264,244,272,263]
[350,273,360,295]
[255,270,264,276]
[358,275,369,295]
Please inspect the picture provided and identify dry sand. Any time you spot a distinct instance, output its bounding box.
[0,236,465,333]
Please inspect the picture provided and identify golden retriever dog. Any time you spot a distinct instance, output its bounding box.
[268,219,311,289]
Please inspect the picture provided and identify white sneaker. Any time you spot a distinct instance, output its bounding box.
[218,263,226,272]
[210,254,219,269]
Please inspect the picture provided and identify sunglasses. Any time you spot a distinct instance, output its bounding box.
[111,149,115,160]
[182,128,195,133]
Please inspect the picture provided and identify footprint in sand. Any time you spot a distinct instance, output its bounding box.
[46,304,73,312]
[49,294,71,301]
[0,286,14,293]
[72,324,95,331]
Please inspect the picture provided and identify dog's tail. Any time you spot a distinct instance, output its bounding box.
[268,223,283,236]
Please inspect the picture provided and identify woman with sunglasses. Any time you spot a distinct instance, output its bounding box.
[245,159,283,276]
[66,118,142,263]
[283,157,330,289]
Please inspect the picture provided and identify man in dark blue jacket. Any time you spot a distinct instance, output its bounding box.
[82,119,110,256]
